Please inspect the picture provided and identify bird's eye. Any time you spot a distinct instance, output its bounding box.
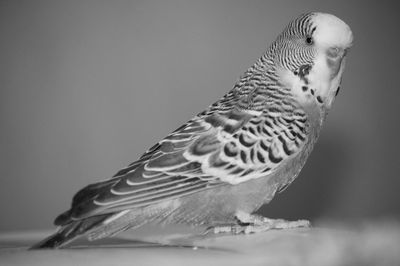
[305,36,313,45]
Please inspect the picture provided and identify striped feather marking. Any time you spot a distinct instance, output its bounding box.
[94,181,208,207]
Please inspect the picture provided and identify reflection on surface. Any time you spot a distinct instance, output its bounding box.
[1,223,400,266]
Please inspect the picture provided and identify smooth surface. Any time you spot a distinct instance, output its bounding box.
[1,0,400,231]
[1,225,400,266]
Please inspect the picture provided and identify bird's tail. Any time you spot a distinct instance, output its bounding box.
[29,215,109,249]
[29,228,77,249]
[30,201,179,249]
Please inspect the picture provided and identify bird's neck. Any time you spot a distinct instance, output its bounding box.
[243,55,328,130]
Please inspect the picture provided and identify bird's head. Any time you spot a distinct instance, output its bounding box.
[271,12,353,111]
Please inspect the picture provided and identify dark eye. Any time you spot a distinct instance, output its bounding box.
[305,36,313,45]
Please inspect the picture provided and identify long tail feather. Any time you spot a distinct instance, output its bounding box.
[30,215,110,249]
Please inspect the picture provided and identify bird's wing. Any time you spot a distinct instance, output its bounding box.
[60,89,309,223]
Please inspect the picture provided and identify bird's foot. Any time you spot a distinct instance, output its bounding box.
[205,211,310,235]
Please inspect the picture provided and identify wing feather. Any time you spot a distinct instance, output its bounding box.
[62,90,309,222]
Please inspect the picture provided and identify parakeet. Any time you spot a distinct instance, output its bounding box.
[32,12,353,249]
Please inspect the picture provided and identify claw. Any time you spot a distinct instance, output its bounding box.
[204,212,311,235]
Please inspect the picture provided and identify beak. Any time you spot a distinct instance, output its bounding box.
[327,47,347,59]
[326,47,348,79]
[342,48,348,57]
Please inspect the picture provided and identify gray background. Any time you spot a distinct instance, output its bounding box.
[1,0,399,231]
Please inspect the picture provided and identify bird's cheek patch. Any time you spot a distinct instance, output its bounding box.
[297,64,312,84]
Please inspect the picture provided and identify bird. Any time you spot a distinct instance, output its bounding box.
[31,12,353,249]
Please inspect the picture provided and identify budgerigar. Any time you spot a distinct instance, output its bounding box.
[32,12,353,249]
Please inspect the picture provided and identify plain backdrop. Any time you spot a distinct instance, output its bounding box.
[0,0,399,231]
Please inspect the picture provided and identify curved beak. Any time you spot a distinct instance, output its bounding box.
[327,47,348,59]
[326,47,348,79]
